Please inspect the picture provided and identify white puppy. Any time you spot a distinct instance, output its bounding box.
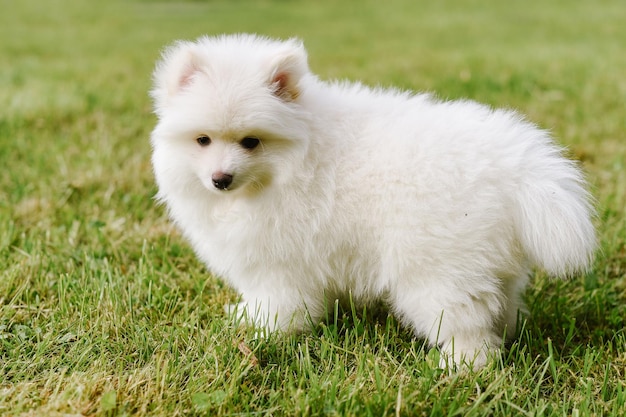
[150,34,595,369]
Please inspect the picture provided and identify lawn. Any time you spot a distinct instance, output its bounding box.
[1,0,625,415]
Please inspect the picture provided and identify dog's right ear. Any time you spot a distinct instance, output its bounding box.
[151,41,203,112]
[267,38,309,102]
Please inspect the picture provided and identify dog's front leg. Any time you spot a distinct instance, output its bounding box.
[225,288,320,335]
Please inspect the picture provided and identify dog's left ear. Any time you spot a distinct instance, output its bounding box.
[268,39,309,101]
[151,40,206,113]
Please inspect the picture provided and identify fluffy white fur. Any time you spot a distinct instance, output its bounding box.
[150,34,595,369]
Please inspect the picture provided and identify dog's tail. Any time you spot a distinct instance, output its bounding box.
[514,151,596,277]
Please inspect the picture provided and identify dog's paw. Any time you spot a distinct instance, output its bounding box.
[224,301,281,336]
[438,335,500,372]
[224,302,247,319]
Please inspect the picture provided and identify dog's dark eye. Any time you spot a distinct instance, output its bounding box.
[240,136,260,150]
[196,135,211,146]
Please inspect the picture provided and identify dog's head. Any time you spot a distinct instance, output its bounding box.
[150,34,312,199]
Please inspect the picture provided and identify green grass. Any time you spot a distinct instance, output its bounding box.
[1,0,625,415]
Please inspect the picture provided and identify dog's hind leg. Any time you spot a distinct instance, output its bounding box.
[390,275,507,370]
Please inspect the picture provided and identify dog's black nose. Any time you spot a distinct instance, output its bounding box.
[212,173,233,190]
